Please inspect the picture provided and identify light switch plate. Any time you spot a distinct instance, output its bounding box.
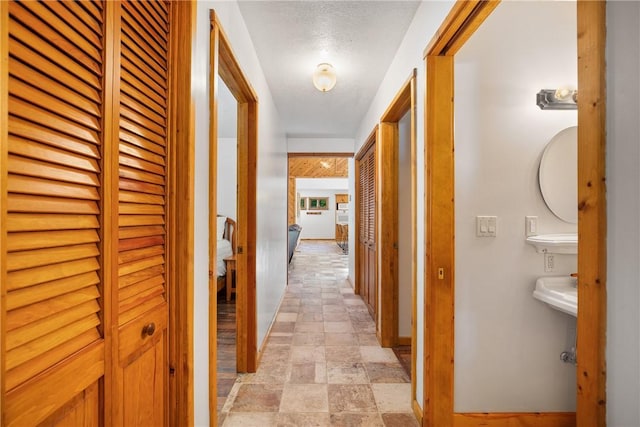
[525,216,538,237]
[476,216,497,237]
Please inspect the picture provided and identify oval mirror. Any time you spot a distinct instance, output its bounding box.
[538,126,577,224]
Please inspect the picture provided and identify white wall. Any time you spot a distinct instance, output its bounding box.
[397,111,412,338]
[296,178,348,240]
[217,137,237,220]
[192,2,288,425]
[353,0,455,407]
[454,2,577,411]
[607,2,640,426]
[288,137,354,153]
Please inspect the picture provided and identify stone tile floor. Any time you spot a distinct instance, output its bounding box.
[219,240,419,427]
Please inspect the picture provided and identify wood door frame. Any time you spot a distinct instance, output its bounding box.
[167,1,196,425]
[209,9,259,422]
[378,69,419,417]
[355,127,378,312]
[423,1,606,426]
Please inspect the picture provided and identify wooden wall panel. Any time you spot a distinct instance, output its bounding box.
[289,157,348,178]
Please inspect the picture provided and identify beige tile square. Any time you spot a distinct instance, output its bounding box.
[292,332,325,346]
[364,362,409,383]
[276,312,299,322]
[326,362,368,384]
[329,413,384,426]
[295,321,325,333]
[324,321,354,333]
[276,413,331,427]
[360,346,399,363]
[279,384,329,413]
[291,345,325,363]
[229,384,282,412]
[325,333,358,346]
[222,412,278,427]
[380,413,421,427]
[298,311,324,322]
[327,384,377,413]
[288,362,326,384]
[325,346,362,363]
[370,383,412,412]
[357,334,380,346]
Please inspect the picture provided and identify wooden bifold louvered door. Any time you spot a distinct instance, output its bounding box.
[357,142,376,316]
[1,1,173,425]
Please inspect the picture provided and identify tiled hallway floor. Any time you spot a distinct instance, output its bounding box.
[219,240,419,427]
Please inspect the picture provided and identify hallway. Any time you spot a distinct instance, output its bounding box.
[219,240,418,426]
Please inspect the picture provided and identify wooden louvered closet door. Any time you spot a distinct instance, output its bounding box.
[357,143,376,316]
[2,1,173,425]
[4,1,105,425]
[115,1,170,425]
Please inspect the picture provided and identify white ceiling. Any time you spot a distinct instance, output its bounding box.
[233,1,421,139]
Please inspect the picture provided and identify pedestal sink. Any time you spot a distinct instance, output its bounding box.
[533,276,577,317]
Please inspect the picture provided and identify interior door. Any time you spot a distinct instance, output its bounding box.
[114,1,170,425]
[3,1,106,425]
[357,143,376,316]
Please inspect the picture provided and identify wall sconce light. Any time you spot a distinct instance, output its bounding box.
[313,63,337,92]
[537,88,577,110]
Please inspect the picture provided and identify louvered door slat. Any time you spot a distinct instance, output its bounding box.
[7,258,100,292]
[5,314,101,370]
[9,3,100,75]
[121,81,166,117]
[120,116,166,147]
[76,0,103,25]
[10,60,100,117]
[119,225,165,240]
[120,171,165,188]
[121,71,167,111]
[9,78,100,130]
[6,329,100,391]
[9,176,99,201]
[120,176,166,193]
[7,243,99,271]
[121,10,167,67]
[121,30,167,79]
[119,265,164,289]
[42,1,103,49]
[118,146,164,174]
[7,300,100,350]
[9,22,101,89]
[119,215,165,227]
[7,230,99,252]
[7,272,100,311]
[120,191,165,205]
[8,194,99,215]
[121,95,166,131]
[9,117,101,155]
[127,0,168,43]
[120,276,164,302]
[9,154,100,185]
[121,57,167,100]
[9,40,101,102]
[119,152,165,175]
[9,99,100,144]
[8,213,98,232]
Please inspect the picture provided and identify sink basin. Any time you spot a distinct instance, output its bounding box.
[526,233,577,254]
[533,276,577,317]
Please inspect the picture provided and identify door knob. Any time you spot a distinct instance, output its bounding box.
[142,322,156,337]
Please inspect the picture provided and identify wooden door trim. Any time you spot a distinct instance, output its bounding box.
[168,1,196,425]
[379,70,418,417]
[288,152,354,158]
[210,10,259,423]
[423,1,606,426]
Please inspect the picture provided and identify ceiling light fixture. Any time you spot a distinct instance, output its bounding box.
[313,63,337,92]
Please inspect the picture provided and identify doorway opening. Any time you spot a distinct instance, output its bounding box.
[209,10,259,424]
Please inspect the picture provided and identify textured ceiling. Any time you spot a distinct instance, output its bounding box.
[237,1,420,139]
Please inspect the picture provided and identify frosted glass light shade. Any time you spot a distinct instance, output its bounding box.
[313,63,337,92]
